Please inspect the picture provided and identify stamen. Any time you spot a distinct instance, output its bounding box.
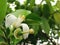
[22,31,29,34]
[19,15,25,20]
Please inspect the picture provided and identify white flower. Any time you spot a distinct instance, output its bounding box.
[5,14,34,39]
[14,23,34,39]
[50,0,57,6]
[5,14,17,28]
[21,23,29,39]
[5,14,25,28]
[35,0,42,5]
[16,0,26,5]
[9,2,16,11]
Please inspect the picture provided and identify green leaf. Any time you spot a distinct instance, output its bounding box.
[26,13,41,21]
[25,18,40,35]
[0,42,7,45]
[58,31,60,37]
[0,29,6,42]
[51,0,54,2]
[25,13,41,35]
[32,25,39,35]
[0,30,4,36]
[7,0,15,3]
[11,9,31,17]
[0,0,7,24]
[56,0,60,9]
[10,36,22,45]
[43,4,51,19]
[0,37,4,42]
[6,28,10,38]
[40,17,50,34]
[45,0,51,5]
[54,12,60,24]
[30,0,35,8]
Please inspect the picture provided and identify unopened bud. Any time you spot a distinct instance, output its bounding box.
[29,29,34,34]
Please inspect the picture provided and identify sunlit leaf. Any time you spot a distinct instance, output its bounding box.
[25,13,41,35]
[11,9,31,17]
[56,0,60,9]
[0,0,7,24]
[54,12,60,24]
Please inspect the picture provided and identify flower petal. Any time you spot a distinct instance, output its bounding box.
[13,15,25,27]
[5,14,17,28]
[21,23,29,39]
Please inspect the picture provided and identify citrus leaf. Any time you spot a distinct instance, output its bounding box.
[40,17,50,34]
[0,29,4,37]
[25,13,41,35]
[30,0,35,8]
[56,0,60,9]
[43,4,51,19]
[11,9,31,17]
[26,13,41,21]
[54,12,60,24]
[0,0,7,24]
[10,35,22,45]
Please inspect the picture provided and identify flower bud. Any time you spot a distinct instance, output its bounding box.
[29,29,34,34]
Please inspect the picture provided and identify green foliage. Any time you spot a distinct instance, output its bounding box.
[25,13,41,35]
[11,9,31,17]
[0,0,7,24]
[30,0,35,8]
[43,4,50,19]
[40,17,50,34]
[26,13,41,21]
[10,36,22,45]
[56,0,60,9]
[0,0,60,45]
[7,0,15,3]
[54,12,60,24]
[0,29,5,37]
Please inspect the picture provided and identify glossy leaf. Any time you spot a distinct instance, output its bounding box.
[26,13,41,21]
[40,17,50,34]
[25,13,41,35]
[11,9,31,17]
[54,12,60,24]
[31,25,39,35]
[0,0,7,24]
